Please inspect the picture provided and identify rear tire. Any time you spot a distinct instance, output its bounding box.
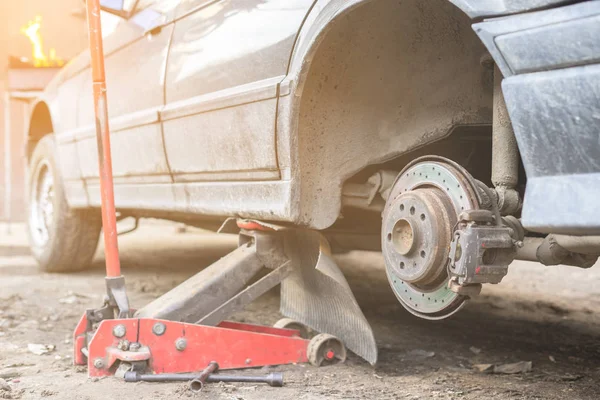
[27,135,101,272]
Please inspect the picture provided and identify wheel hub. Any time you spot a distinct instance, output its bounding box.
[385,189,454,288]
[30,161,54,247]
[381,157,481,320]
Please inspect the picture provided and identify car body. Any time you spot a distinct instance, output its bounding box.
[26,0,600,318]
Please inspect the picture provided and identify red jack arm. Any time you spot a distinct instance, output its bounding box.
[86,0,121,278]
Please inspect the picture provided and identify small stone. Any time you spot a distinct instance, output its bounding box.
[494,361,532,374]
[40,389,57,397]
[17,320,39,330]
[473,364,494,373]
[403,349,435,361]
[560,373,582,382]
[0,369,21,379]
[469,346,481,354]
[27,343,55,355]
[0,378,11,391]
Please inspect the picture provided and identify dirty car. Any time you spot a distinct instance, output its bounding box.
[26,0,600,322]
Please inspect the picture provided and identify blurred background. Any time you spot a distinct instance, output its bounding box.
[0,0,87,222]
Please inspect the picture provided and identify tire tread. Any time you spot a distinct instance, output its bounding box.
[28,135,101,272]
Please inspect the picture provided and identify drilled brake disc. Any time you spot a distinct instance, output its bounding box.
[381,156,481,320]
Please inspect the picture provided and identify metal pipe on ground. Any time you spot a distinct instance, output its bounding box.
[190,361,219,393]
[123,371,284,387]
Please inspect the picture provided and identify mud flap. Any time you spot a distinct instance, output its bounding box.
[280,230,378,365]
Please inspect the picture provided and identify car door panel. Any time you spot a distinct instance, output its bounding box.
[52,72,87,182]
[76,2,179,184]
[77,112,171,183]
[163,0,315,179]
[77,26,174,181]
[162,96,279,180]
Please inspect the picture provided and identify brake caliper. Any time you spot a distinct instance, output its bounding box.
[448,210,517,295]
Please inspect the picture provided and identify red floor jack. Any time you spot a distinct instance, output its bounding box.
[76,0,376,388]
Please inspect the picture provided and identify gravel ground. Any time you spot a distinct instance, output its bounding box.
[1,221,600,399]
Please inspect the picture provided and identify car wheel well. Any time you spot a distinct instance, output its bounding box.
[27,102,54,158]
[291,0,493,229]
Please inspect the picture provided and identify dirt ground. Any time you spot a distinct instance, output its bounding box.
[1,221,600,399]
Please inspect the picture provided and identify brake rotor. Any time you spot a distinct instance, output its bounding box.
[381,156,481,320]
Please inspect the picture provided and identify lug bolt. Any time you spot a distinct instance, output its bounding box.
[113,324,126,338]
[117,339,130,351]
[93,358,105,369]
[175,338,187,351]
[129,342,141,352]
[152,322,166,336]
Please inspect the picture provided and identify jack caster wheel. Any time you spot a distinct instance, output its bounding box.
[273,318,310,339]
[307,333,347,367]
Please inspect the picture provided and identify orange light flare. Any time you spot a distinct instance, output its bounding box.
[20,16,65,68]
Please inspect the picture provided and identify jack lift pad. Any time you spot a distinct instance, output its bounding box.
[74,226,377,376]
